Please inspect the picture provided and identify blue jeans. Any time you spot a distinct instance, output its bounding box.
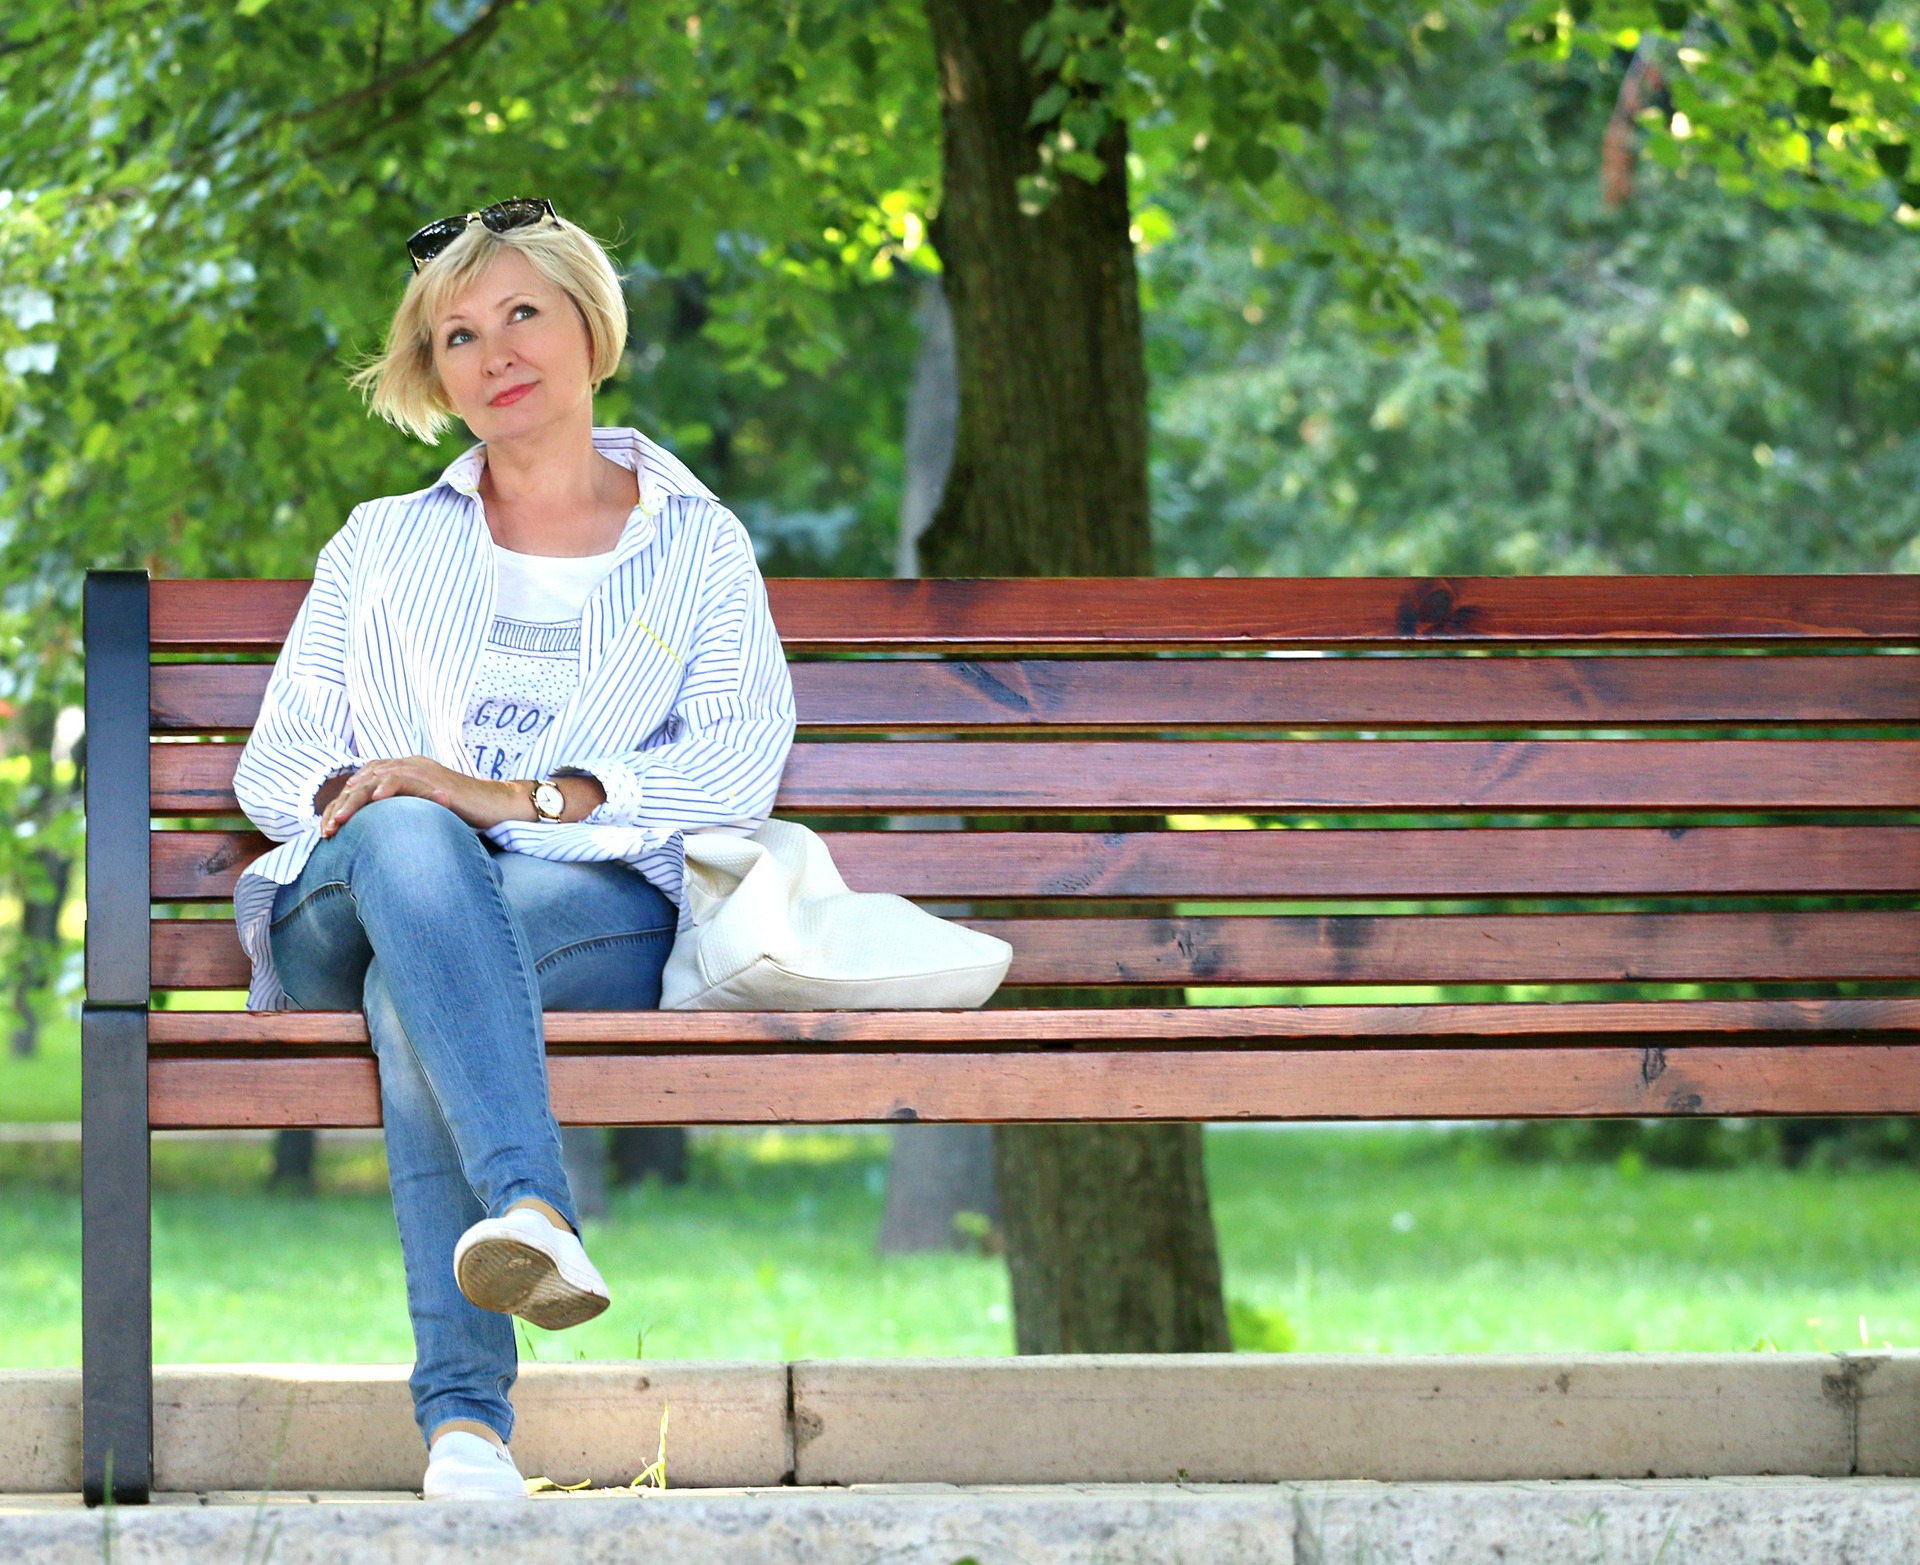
[266,795,676,1447]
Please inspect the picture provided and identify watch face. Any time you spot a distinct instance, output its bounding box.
[534,781,565,819]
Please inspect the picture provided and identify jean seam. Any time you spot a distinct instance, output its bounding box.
[269,877,352,932]
[534,925,676,975]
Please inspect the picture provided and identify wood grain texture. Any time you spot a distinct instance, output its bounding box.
[150,910,1920,990]
[150,825,1920,902]
[150,654,1920,735]
[146,1045,1920,1127]
[151,737,1920,815]
[149,575,1920,652]
[146,997,1920,1046]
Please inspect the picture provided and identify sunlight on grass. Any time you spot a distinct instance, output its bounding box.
[5,1126,1920,1368]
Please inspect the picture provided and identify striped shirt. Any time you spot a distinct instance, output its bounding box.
[230,426,797,1012]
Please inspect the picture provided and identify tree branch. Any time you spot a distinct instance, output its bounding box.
[289,0,527,123]
[0,1,172,61]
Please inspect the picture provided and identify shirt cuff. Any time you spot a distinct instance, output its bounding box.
[553,758,644,829]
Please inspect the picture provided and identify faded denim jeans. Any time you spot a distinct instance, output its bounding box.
[266,795,676,1447]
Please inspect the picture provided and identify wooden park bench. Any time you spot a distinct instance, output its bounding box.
[81,568,1920,1502]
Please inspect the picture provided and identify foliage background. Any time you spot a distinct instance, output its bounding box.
[1,0,1916,1055]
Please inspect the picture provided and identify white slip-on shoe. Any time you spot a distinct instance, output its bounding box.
[452,1206,611,1330]
[422,1430,530,1502]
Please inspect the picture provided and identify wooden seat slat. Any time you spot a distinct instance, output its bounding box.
[150,575,1920,653]
[150,737,1920,816]
[149,825,1920,902]
[149,910,1920,991]
[151,654,1920,735]
[147,1044,1920,1128]
[145,997,1920,1046]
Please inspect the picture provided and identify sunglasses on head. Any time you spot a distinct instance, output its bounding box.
[405,197,558,273]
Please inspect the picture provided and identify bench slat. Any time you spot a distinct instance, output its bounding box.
[149,738,1920,816]
[149,911,1920,990]
[149,575,1920,652]
[150,655,1920,735]
[146,997,1920,1046]
[149,825,1920,902]
[147,1044,1920,1126]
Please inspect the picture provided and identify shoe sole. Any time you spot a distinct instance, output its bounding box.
[455,1234,610,1330]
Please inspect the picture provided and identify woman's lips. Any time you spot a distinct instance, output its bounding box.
[489,381,535,407]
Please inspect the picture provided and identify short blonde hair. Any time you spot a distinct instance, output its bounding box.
[348,209,628,445]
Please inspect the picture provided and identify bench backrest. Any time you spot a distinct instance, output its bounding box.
[108,572,1919,1023]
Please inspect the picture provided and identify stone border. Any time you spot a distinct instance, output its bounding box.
[4,1353,1916,1493]
[8,1481,1920,1565]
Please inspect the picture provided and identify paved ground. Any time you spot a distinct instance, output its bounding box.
[6,1478,1920,1564]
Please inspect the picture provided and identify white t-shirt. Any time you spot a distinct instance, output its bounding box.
[460,542,619,799]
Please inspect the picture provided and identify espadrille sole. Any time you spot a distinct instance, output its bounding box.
[454,1231,610,1330]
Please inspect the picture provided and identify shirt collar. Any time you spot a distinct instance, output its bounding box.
[434,426,660,520]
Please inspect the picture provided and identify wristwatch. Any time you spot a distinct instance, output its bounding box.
[531,777,566,823]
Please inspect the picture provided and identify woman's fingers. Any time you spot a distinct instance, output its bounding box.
[319,758,445,835]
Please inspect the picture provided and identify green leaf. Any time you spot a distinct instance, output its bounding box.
[1793,83,1833,122]
[1234,138,1279,183]
[1057,147,1107,181]
[1026,82,1071,128]
[1136,0,1193,34]
[1199,6,1243,46]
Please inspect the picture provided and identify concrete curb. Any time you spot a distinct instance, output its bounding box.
[793,1354,1877,1484]
[3,1353,1916,1494]
[6,1480,1920,1564]
[0,1363,790,1493]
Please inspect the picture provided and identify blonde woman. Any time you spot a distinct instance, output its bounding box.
[231,199,796,1501]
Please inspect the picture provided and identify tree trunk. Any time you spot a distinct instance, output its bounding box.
[610,1126,690,1188]
[919,0,1153,577]
[918,0,1230,1354]
[269,1128,317,1194]
[994,1123,1225,1352]
[561,1126,610,1218]
[880,1124,1000,1253]
[896,273,959,578]
[11,689,82,1059]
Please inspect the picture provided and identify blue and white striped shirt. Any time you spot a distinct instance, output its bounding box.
[230,426,797,1012]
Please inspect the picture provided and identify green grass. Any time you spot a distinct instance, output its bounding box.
[1209,1128,1920,1355]
[5,1125,1920,1368]
[0,1009,79,1122]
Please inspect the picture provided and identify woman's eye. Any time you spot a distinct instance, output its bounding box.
[444,305,532,347]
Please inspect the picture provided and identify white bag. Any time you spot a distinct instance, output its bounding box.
[660,819,1013,1011]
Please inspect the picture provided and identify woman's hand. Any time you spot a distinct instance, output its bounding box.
[318,757,526,838]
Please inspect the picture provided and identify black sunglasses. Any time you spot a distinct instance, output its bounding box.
[405,197,558,273]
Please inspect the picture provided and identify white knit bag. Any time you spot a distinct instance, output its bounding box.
[660,819,1013,1011]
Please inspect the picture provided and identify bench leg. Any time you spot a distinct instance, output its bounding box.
[82,1002,152,1505]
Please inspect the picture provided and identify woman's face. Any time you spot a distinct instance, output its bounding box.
[430,247,594,443]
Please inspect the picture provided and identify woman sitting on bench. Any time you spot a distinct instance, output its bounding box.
[230,198,796,1502]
